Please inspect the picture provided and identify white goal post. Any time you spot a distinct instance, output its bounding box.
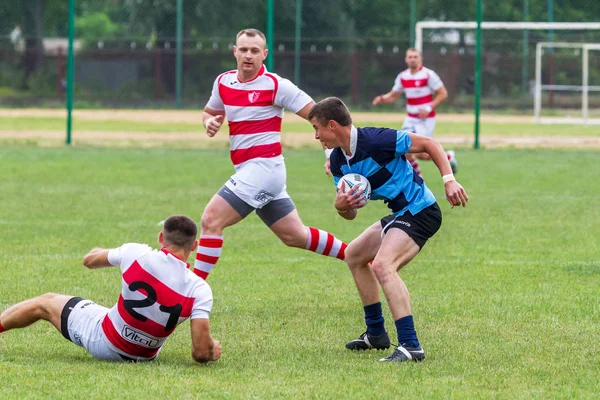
[415,21,600,53]
[415,21,600,125]
[534,42,600,125]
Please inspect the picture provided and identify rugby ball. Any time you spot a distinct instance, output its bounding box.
[336,173,371,206]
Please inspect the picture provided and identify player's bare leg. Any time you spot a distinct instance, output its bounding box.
[344,222,382,306]
[201,194,246,236]
[372,229,420,319]
[372,228,425,362]
[269,210,347,260]
[343,222,391,351]
[0,293,72,333]
[268,209,307,247]
[194,193,246,279]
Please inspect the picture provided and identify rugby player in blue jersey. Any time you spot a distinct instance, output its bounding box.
[308,97,468,363]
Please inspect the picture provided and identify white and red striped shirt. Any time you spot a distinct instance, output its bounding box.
[102,243,213,360]
[391,66,444,118]
[206,65,313,168]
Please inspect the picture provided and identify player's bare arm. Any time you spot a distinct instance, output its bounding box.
[82,248,113,269]
[408,134,468,208]
[431,85,448,109]
[418,86,448,119]
[372,90,402,105]
[190,318,221,363]
[203,107,226,137]
[296,101,316,120]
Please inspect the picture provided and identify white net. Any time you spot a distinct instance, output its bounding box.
[416,21,600,116]
[535,42,600,124]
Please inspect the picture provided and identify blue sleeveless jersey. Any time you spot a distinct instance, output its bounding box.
[330,126,436,216]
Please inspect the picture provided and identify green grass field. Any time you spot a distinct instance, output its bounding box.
[1,146,599,399]
[2,116,600,136]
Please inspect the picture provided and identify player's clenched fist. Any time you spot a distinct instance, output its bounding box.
[205,115,224,137]
[211,340,222,361]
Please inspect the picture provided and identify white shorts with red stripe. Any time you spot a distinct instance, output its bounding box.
[224,157,289,209]
[401,116,437,138]
[64,299,159,362]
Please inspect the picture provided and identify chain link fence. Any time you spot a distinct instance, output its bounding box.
[1,0,599,116]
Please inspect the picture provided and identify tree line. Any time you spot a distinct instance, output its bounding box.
[3,0,600,44]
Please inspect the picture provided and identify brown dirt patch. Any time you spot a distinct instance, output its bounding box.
[1,108,597,148]
[0,109,529,124]
[2,130,600,149]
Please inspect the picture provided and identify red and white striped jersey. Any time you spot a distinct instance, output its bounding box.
[102,243,213,359]
[391,66,444,119]
[206,65,313,168]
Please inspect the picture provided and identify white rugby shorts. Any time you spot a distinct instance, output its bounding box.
[63,299,124,361]
[64,298,160,362]
[224,157,290,209]
[401,116,437,138]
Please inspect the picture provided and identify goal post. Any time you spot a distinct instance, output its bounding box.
[415,21,600,126]
[534,42,600,125]
[415,21,600,53]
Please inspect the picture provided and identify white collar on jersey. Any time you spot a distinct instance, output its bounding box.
[341,125,358,161]
[160,248,190,269]
[237,64,267,83]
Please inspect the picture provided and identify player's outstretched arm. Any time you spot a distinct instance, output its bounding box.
[295,101,316,121]
[203,107,225,138]
[408,134,469,208]
[82,248,113,269]
[372,90,402,105]
[190,318,221,363]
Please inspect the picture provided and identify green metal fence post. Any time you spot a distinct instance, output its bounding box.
[409,0,416,48]
[175,0,183,109]
[66,0,75,145]
[474,0,482,149]
[267,0,274,70]
[547,0,555,107]
[294,0,302,85]
[521,0,529,109]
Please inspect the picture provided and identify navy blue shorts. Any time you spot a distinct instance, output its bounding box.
[380,203,442,248]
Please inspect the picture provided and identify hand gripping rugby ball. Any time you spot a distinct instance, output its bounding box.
[336,173,372,206]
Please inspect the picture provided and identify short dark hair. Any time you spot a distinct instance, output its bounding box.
[308,97,353,127]
[236,28,267,44]
[163,215,197,248]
